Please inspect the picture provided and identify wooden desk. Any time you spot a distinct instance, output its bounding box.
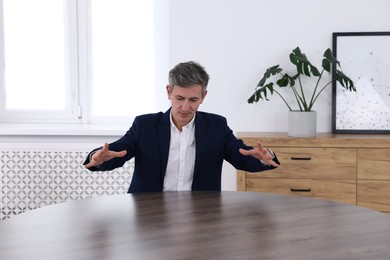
[1,191,390,259]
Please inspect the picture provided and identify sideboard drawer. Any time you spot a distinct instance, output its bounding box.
[358,180,390,212]
[257,147,356,179]
[358,149,390,180]
[246,178,356,204]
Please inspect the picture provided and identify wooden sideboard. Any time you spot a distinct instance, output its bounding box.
[237,132,390,214]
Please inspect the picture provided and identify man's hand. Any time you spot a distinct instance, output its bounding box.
[239,141,279,167]
[83,143,127,169]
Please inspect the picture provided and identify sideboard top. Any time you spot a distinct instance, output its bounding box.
[237,132,390,148]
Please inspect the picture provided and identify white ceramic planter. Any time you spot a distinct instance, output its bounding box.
[288,110,317,137]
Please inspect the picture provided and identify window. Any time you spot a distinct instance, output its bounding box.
[0,0,168,124]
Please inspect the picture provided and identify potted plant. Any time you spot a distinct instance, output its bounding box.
[247,47,356,137]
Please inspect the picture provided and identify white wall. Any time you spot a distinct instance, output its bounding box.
[169,0,390,190]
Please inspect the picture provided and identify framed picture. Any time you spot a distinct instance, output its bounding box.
[332,32,390,134]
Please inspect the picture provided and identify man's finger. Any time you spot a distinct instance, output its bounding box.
[102,143,109,153]
[269,160,279,167]
[239,148,253,156]
[84,161,94,169]
[113,150,127,158]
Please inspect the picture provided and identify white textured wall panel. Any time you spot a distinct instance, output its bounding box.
[0,147,133,221]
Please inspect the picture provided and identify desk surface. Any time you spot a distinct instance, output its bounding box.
[1,191,390,259]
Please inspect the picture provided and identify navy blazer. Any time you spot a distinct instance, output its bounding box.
[85,108,278,193]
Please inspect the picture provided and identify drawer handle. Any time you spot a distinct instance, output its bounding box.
[290,157,312,160]
[290,188,311,192]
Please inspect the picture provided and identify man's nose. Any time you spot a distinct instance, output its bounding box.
[181,100,190,111]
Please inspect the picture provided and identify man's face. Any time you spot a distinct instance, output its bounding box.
[166,84,207,130]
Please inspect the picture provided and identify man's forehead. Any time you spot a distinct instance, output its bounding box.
[172,85,203,96]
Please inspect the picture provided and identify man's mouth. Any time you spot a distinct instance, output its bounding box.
[179,112,191,117]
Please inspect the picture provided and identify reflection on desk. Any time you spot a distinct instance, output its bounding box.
[1,191,390,259]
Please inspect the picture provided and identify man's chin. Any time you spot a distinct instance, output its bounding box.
[178,116,193,124]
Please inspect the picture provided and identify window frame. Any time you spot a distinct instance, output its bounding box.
[0,0,169,127]
[0,0,82,124]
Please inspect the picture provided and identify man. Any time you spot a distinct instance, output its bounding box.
[84,61,279,192]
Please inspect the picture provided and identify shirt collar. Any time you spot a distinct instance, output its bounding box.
[170,110,196,132]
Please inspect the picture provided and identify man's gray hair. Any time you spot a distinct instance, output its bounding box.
[168,61,210,93]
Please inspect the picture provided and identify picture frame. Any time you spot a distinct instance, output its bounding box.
[332,31,390,134]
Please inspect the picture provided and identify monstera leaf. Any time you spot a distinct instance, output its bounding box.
[290,47,321,77]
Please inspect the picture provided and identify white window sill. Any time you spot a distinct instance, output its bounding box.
[0,123,129,137]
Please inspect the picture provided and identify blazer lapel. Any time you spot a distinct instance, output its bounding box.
[194,112,205,181]
[158,109,171,179]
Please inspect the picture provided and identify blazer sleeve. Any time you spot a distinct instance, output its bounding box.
[222,122,280,172]
[83,117,140,172]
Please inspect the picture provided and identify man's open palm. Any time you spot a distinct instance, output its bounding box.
[84,143,127,168]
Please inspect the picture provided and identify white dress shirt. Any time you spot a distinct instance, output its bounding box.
[163,113,196,191]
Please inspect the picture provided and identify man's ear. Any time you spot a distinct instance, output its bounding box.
[166,85,171,100]
[201,90,208,102]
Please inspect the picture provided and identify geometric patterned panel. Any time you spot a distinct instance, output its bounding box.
[0,150,133,222]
